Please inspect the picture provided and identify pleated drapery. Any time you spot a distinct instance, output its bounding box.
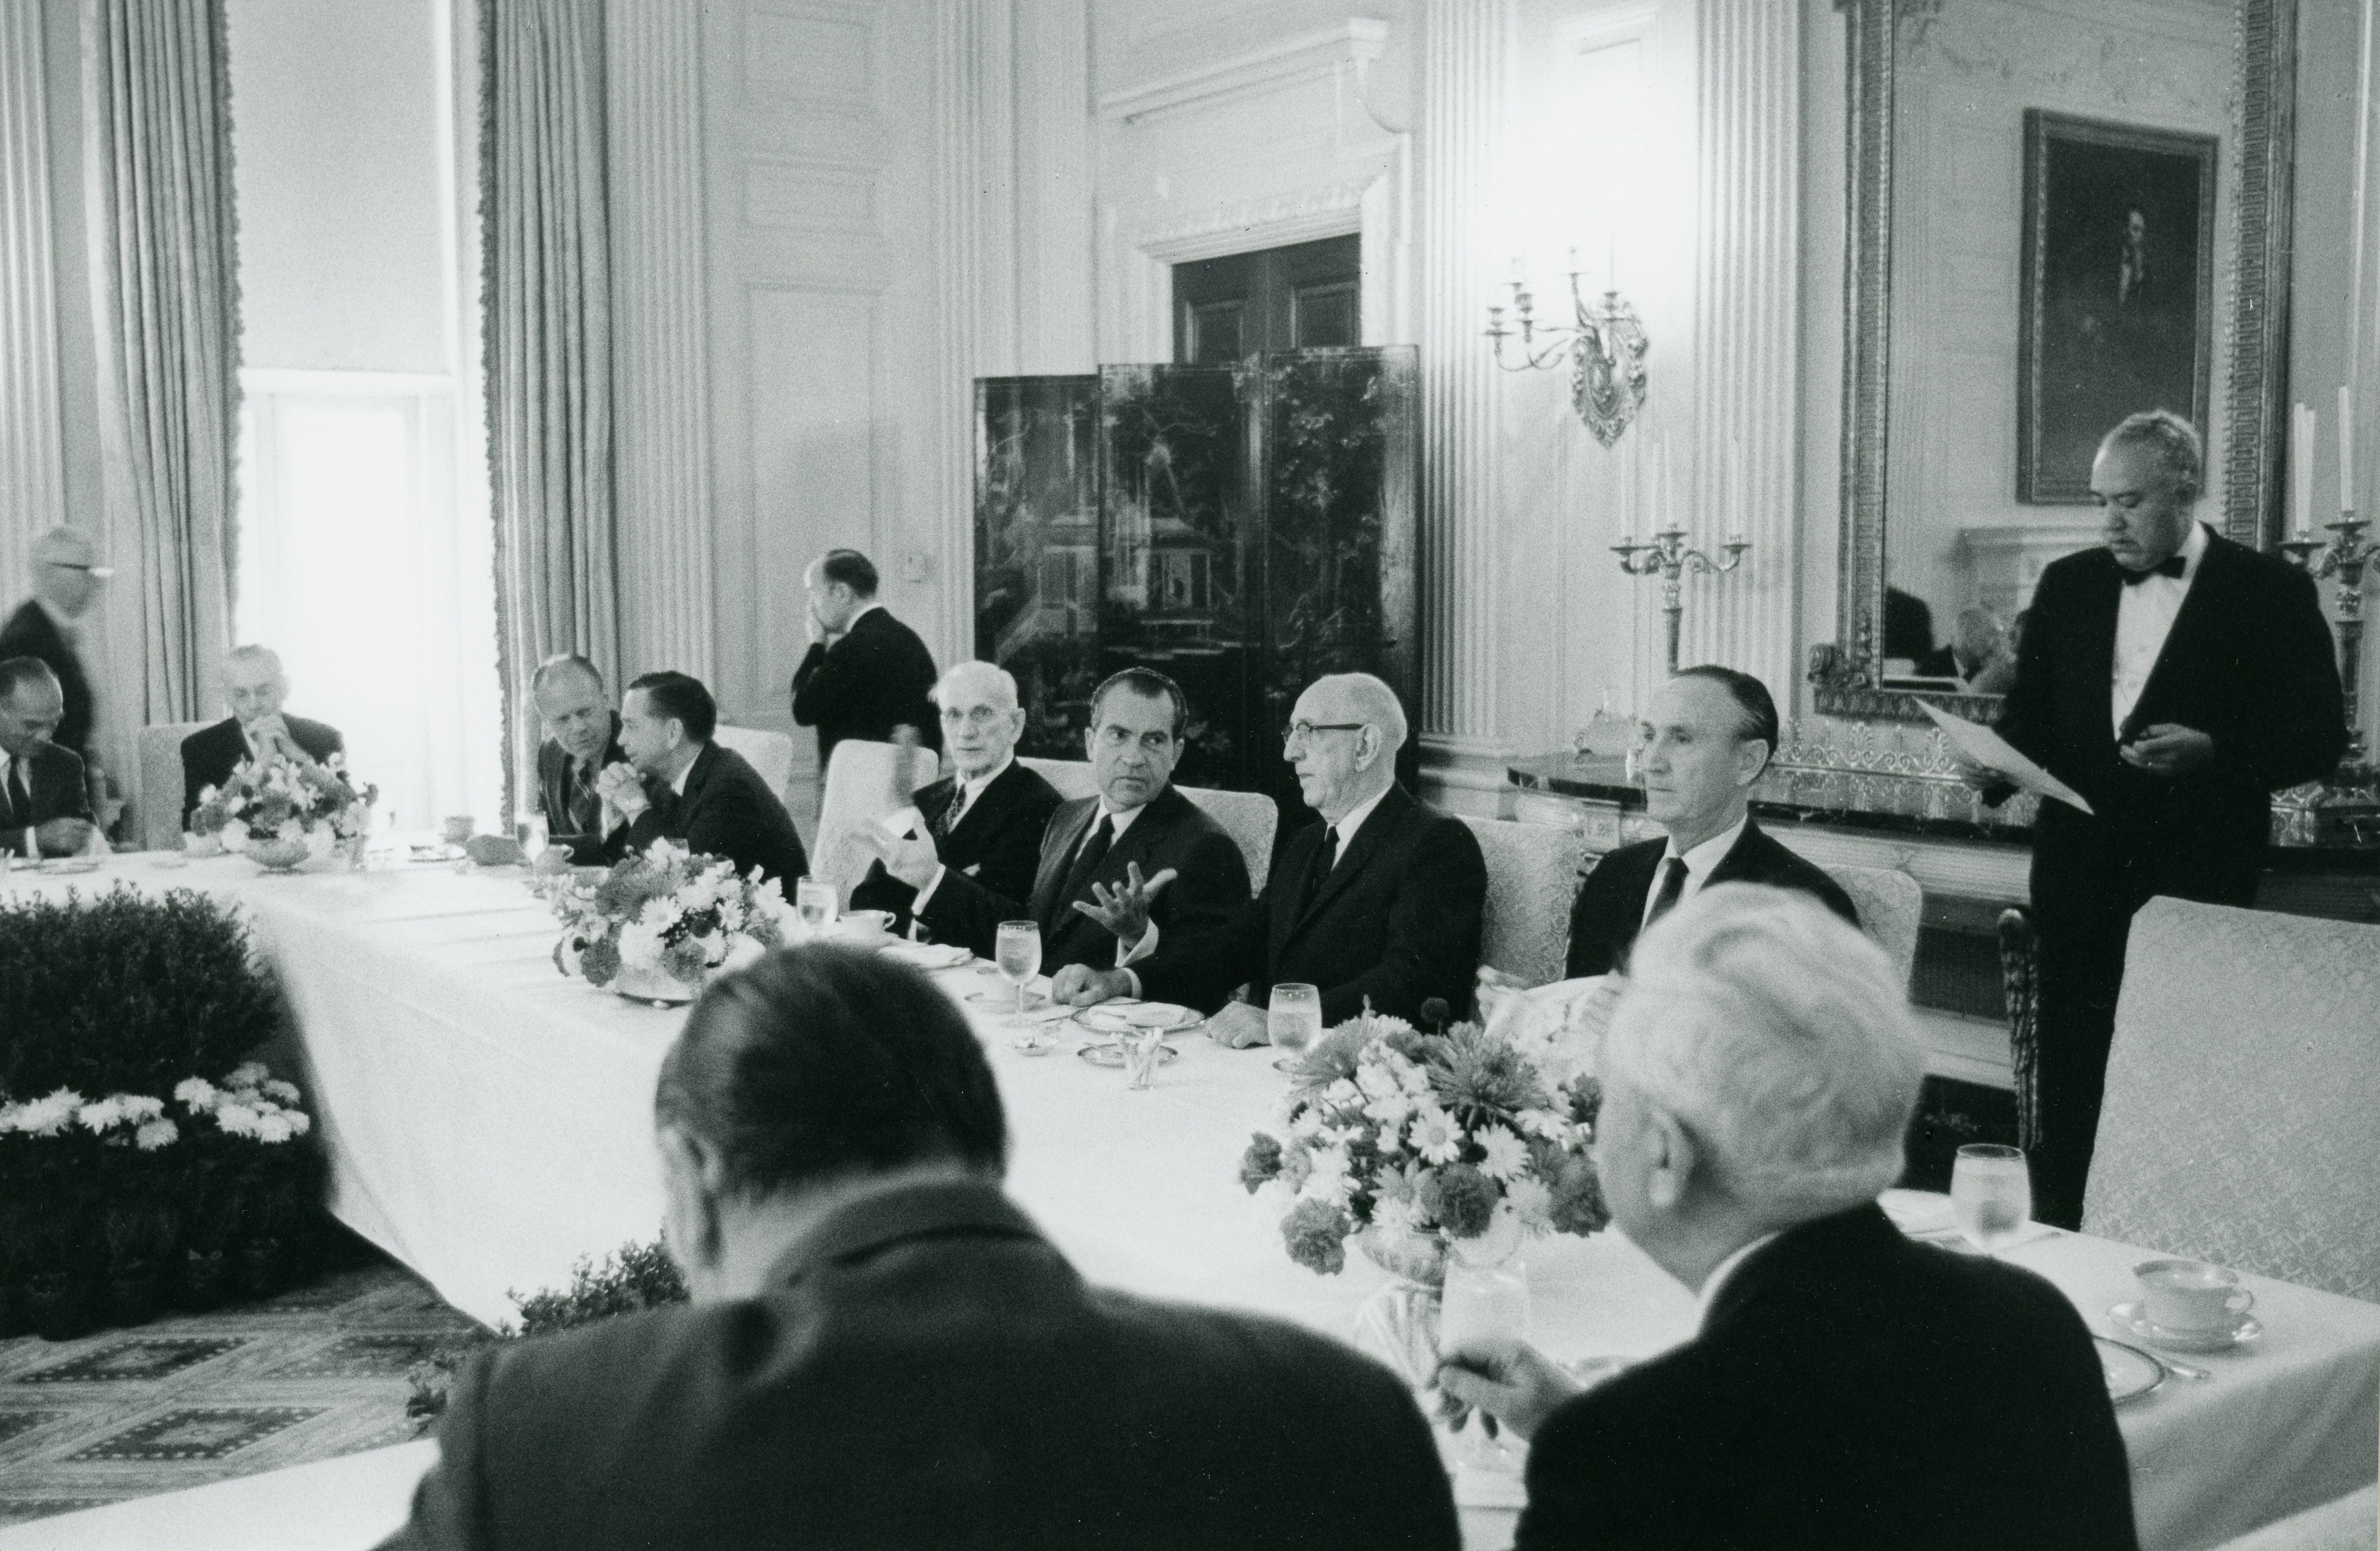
[483,0,620,819]
[81,0,240,727]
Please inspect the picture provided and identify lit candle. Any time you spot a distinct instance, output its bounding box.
[2341,383,2356,513]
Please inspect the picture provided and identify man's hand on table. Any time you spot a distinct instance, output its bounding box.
[36,818,95,857]
[1207,1002,1270,1049]
[1051,964,1133,1007]
[1437,1338,1585,1443]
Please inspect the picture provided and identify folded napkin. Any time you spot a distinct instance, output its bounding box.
[882,940,971,971]
[1883,1193,2066,1253]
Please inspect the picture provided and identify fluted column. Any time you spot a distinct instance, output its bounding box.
[932,0,988,667]
[0,0,63,603]
[606,0,715,679]
[1684,0,1799,701]
[1416,0,1510,752]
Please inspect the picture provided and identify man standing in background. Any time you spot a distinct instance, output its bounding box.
[790,549,940,773]
[0,527,110,762]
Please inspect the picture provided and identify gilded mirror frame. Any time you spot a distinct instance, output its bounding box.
[1813,0,2298,724]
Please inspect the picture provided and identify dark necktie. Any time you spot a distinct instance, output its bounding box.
[1297,825,1340,916]
[1056,814,1113,916]
[2120,554,2188,586]
[1644,856,1691,928]
[2,760,27,829]
[934,785,966,842]
[569,760,602,835]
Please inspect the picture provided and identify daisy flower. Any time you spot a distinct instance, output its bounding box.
[1408,1104,1464,1165]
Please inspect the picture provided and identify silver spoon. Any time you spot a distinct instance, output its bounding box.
[2160,1355,2213,1382]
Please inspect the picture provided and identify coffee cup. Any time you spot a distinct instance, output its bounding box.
[2135,1259,2254,1332]
[442,815,476,845]
[839,909,893,942]
[183,830,223,858]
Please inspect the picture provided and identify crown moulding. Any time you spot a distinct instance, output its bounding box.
[1097,20,1390,127]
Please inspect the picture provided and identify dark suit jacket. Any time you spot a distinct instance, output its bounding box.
[1132,784,1486,1023]
[1516,1204,2138,1551]
[181,715,346,827]
[0,741,92,858]
[1994,528,2344,930]
[384,1179,1459,1551]
[528,718,633,865]
[789,606,941,771]
[1564,816,1858,978]
[919,784,1250,980]
[0,600,94,758]
[849,759,1064,948]
[617,742,810,884]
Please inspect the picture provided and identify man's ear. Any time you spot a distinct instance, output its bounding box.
[1733,740,1770,790]
[1643,1106,1698,1213]
[657,1125,725,1287]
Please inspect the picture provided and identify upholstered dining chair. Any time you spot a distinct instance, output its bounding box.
[1017,756,1279,894]
[1820,862,1923,990]
[811,738,936,901]
[712,724,797,810]
[1458,815,1588,989]
[137,721,212,852]
[2084,897,2380,1302]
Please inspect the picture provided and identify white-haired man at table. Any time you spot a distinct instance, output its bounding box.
[1439,884,2138,1551]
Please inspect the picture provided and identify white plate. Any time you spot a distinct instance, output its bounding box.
[36,858,104,875]
[2094,1336,2166,1404]
[1077,1003,1200,1034]
[2109,1301,2264,1353]
[1077,1041,1182,1069]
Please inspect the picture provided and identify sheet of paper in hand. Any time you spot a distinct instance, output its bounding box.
[1917,701,2095,815]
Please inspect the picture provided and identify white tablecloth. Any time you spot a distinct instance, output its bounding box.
[8,854,2378,1551]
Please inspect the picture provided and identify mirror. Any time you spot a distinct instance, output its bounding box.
[1814,0,2297,722]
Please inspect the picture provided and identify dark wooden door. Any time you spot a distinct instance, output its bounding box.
[1172,234,1360,364]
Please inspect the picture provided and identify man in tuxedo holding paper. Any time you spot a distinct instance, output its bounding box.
[851,661,1063,951]
[911,667,1247,986]
[0,658,96,859]
[1975,410,2345,1227]
[1049,672,1485,1038]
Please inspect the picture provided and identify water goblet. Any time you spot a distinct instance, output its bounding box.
[795,877,838,933]
[1267,982,1322,1073]
[1950,1143,2033,1256]
[995,919,1043,1035]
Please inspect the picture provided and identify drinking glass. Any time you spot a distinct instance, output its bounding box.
[795,877,838,932]
[1441,1256,1531,1472]
[994,920,1042,1019]
[1950,1143,2033,1255]
[1267,983,1323,1073]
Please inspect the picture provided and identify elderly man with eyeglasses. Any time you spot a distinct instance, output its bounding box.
[0,527,113,763]
[1051,672,1485,1044]
[850,661,1064,952]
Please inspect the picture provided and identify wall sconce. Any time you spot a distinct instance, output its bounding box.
[1483,250,1649,446]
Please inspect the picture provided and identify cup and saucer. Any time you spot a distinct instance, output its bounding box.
[2109,1258,2264,1352]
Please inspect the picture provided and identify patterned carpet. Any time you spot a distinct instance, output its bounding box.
[0,1249,481,1528]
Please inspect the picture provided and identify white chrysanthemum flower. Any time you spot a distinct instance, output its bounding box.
[1408,1104,1464,1165]
[77,1097,125,1132]
[1474,1123,1530,1181]
[262,1079,300,1104]
[1354,1060,1400,1100]
[289,1110,311,1136]
[1504,1176,1554,1230]
[1514,1107,1568,1140]
[118,1094,165,1123]
[1301,1144,1353,1204]
[135,1119,179,1152]
[214,1101,261,1138]
[227,1062,270,1090]
[1362,1089,1414,1128]
[617,920,666,970]
[1397,1060,1433,1097]
[1289,1105,1325,1140]
[1372,1194,1424,1238]
[175,1077,219,1111]
[1322,1078,1362,1110]
[254,1112,294,1144]
[1376,1122,1406,1156]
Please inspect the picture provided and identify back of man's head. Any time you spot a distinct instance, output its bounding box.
[1603,883,1921,1221]
[815,548,880,599]
[656,945,1008,1198]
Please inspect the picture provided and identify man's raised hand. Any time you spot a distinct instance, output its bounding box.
[1071,862,1177,942]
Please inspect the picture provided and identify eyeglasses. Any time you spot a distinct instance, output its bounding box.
[1281,721,1366,746]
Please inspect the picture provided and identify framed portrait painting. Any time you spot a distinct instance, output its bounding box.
[2016,110,2217,503]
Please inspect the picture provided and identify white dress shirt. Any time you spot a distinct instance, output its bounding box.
[2110,521,2209,737]
[1694,1230,1782,1333]
[1642,812,1750,926]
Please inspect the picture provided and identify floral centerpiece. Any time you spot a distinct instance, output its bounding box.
[550,840,786,1003]
[189,752,376,869]
[1238,1007,1608,1281]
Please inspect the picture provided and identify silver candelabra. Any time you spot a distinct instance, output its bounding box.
[1613,526,1752,674]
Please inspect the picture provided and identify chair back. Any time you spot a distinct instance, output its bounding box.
[2085,897,2380,1301]
[712,725,796,808]
[1821,862,1923,988]
[137,721,212,852]
[1458,815,1587,988]
[1016,758,1276,892]
[811,738,935,901]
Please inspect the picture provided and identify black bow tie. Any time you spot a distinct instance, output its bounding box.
[2120,554,2188,585]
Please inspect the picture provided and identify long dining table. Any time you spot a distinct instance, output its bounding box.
[6,849,2379,1551]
